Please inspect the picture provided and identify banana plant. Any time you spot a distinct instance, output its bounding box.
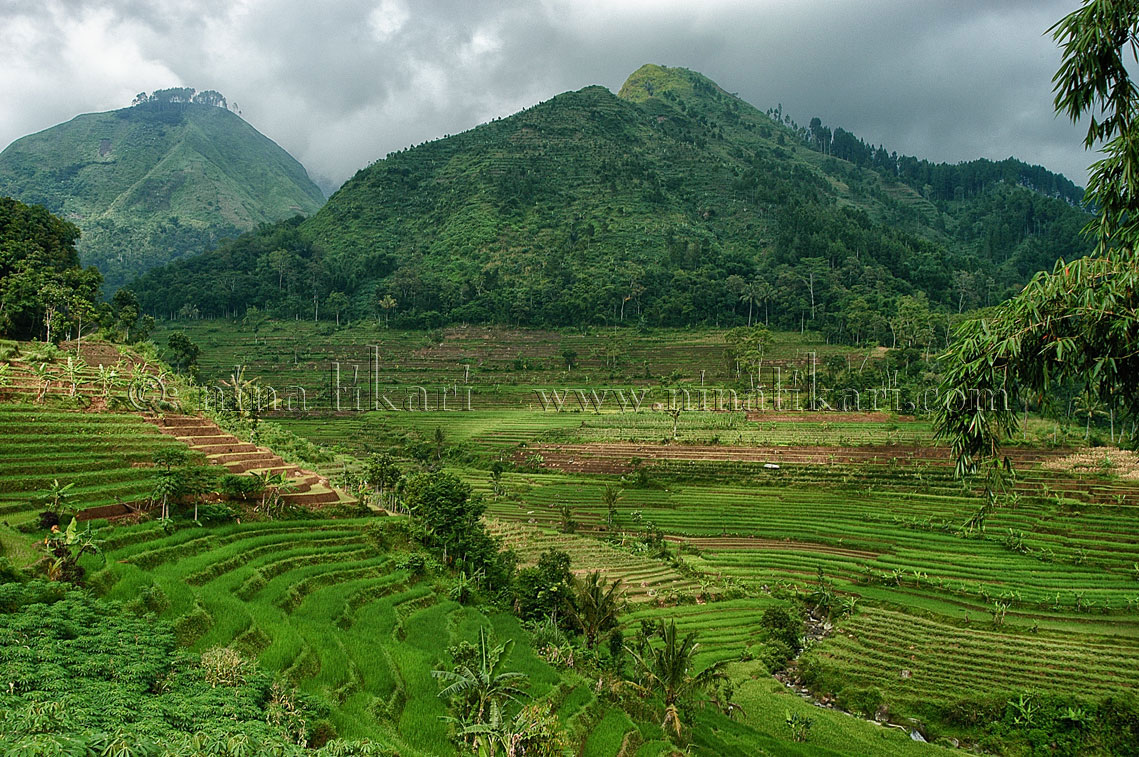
[96,362,123,399]
[250,471,297,517]
[37,479,75,515]
[43,518,101,583]
[31,362,56,403]
[60,355,89,397]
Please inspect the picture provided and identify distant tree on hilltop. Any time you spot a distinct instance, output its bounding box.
[130,88,230,112]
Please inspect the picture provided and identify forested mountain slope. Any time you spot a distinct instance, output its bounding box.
[132,65,1090,342]
[0,96,325,291]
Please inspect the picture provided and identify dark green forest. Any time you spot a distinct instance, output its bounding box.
[0,196,102,342]
[130,65,1091,346]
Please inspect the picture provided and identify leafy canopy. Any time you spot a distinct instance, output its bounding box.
[936,0,1139,476]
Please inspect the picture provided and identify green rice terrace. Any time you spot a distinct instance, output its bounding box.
[1,327,1137,755]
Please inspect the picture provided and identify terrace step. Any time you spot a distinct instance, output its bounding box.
[134,410,356,511]
[244,465,304,478]
[176,434,241,445]
[208,450,284,465]
[280,488,345,507]
[148,414,214,428]
[193,442,259,455]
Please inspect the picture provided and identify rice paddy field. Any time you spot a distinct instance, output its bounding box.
[80,517,947,756]
[5,323,1136,754]
[90,518,542,756]
[0,401,220,563]
[154,320,868,411]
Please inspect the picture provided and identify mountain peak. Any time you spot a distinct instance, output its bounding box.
[0,103,324,291]
[617,64,728,103]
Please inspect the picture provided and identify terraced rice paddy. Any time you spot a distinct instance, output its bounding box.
[154,321,865,410]
[472,456,1139,719]
[626,599,786,665]
[489,520,699,602]
[0,403,208,528]
[93,519,569,755]
[13,324,1133,753]
[803,606,1139,706]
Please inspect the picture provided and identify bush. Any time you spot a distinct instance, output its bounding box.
[527,616,572,650]
[220,474,262,502]
[0,558,23,584]
[126,584,171,616]
[759,606,803,653]
[200,647,251,688]
[194,503,237,524]
[23,342,60,362]
[174,600,213,645]
[756,639,794,673]
[837,686,885,718]
[515,549,576,626]
[394,551,439,577]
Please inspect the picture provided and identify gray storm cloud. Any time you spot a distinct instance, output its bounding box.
[0,0,1092,193]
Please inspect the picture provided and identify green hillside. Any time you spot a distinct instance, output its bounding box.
[0,100,325,291]
[131,65,1090,342]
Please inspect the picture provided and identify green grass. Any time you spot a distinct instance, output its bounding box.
[726,661,956,756]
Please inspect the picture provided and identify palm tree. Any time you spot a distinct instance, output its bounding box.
[602,485,621,530]
[433,627,529,728]
[568,571,625,649]
[378,294,397,327]
[221,365,251,411]
[626,621,726,737]
[754,279,775,325]
[739,282,760,327]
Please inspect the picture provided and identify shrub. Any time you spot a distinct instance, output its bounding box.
[756,639,794,673]
[127,584,171,616]
[174,600,213,645]
[221,474,261,502]
[759,606,803,653]
[785,710,813,742]
[527,616,572,650]
[0,558,23,584]
[200,647,251,688]
[515,549,576,626]
[194,503,237,524]
[394,551,438,577]
[837,686,885,718]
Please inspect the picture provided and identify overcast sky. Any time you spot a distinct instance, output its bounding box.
[0,0,1094,193]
